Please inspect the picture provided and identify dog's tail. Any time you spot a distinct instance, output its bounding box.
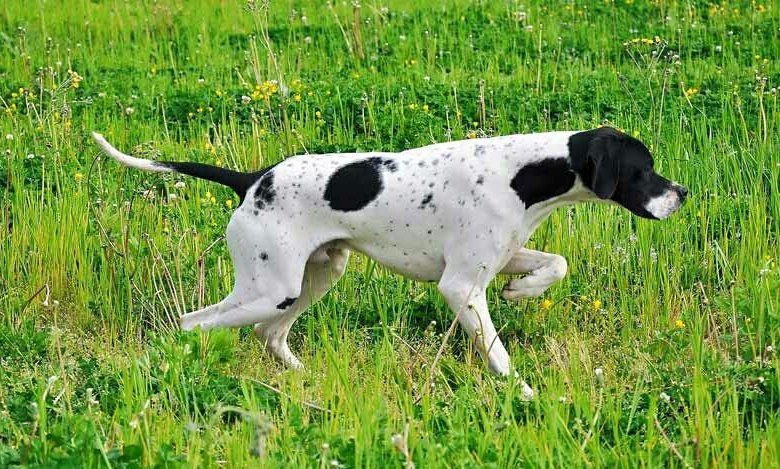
[92,132,258,200]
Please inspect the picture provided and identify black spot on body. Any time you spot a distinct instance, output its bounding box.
[254,171,276,210]
[511,159,575,208]
[324,159,386,211]
[476,175,485,185]
[276,297,297,310]
[365,156,398,172]
[419,192,434,209]
[260,252,268,261]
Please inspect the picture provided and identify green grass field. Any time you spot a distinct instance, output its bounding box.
[1,0,779,466]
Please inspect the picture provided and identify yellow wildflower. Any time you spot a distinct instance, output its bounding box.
[541,299,554,309]
[294,94,301,102]
[74,172,83,182]
[675,319,685,329]
[592,299,602,310]
[422,104,429,112]
[226,199,233,209]
[68,70,83,89]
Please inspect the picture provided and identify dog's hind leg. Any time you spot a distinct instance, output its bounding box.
[180,214,311,331]
[254,245,350,368]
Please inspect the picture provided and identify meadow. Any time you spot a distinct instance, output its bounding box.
[1,0,779,466]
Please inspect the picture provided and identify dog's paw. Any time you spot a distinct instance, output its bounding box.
[501,279,547,300]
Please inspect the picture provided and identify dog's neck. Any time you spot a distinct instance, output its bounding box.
[505,130,598,236]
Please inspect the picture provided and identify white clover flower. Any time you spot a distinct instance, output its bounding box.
[391,434,405,452]
[520,381,535,401]
[26,153,35,159]
[659,392,671,403]
[174,181,186,189]
[5,134,13,141]
[125,107,134,115]
[185,421,200,433]
[241,95,252,105]
[86,388,99,406]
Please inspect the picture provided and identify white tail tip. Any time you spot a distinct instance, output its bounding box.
[91,131,171,173]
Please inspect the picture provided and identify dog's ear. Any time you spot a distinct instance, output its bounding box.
[588,134,621,199]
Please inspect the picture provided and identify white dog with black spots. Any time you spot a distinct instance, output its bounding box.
[93,127,687,398]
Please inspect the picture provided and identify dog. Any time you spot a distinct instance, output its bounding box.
[92,127,687,388]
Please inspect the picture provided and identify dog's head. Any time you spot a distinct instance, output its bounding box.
[568,127,687,219]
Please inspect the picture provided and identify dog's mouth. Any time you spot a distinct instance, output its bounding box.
[643,184,688,220]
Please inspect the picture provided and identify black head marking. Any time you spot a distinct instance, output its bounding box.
[568,127,685,219]
[511,159,575,208]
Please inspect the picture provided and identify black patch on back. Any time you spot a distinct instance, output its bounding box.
[324,158,395,211]
[276,297,297,310]
[254,171,276,210]
[511,159,575,208]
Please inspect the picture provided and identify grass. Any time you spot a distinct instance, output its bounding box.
[0,0,778,466]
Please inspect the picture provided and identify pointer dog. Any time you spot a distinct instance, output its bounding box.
[93,127,686,383]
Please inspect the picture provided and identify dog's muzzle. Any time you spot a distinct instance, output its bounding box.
[645,184,688,220]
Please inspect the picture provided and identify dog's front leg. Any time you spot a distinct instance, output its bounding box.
[500,248,568,300]
[438,270,511,376]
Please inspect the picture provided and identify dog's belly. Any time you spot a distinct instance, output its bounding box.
[345,239,446,281]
